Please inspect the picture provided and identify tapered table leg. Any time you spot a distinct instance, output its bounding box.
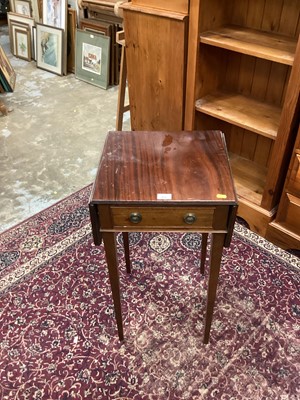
[122,232,131,274]
[200,233,208,275]
[102,232,124,341]
[203,233,226,344]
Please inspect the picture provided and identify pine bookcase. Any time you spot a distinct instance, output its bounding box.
[184,0,300,236]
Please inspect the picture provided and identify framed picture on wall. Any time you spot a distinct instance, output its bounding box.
[15,28,31,60]
[36,23,63,75]
[75,29,110,89]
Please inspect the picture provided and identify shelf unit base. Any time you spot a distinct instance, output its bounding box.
[266,221,300,251]
[237,197,276,237]
[230,153,266,206]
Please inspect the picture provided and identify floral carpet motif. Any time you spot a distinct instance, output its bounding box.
[0,185,299,399]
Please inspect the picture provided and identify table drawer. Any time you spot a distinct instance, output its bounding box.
[111,206,216,229]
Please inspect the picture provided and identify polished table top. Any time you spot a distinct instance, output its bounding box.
[90,130,237,206]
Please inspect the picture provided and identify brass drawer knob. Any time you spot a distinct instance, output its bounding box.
[129,212,142,224]
[184,213,197,224]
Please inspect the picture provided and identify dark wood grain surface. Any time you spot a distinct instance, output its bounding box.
[91,130,237,205]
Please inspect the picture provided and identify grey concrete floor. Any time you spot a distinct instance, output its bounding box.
[0,25,130,233]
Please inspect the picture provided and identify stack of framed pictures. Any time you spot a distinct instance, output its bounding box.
[0,45,16,92]
[40,0,68,75]
[7,12,35,60]
[9,0,40,23]
[80,0,123,85]
[4,0,123,89]
[7,0,68,75]
[79,17,119,86]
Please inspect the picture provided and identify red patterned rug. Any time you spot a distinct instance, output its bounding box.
[0,185,299,400]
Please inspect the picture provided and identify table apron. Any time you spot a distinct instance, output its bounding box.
[99,228,229,233]
[97,204,232,231]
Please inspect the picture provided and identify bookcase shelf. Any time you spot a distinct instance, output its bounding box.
[200,25,297,66]
[229,153,267,206]
[195,92,280,140]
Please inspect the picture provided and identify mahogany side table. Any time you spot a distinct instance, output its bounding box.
[89,130,238,343]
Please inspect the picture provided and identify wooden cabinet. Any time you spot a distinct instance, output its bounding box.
[130,0,188,13]
[267,122,300,250]
[122,1,188,130]
[185,0,300,236]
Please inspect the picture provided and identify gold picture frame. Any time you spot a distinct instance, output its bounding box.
[15,28,31,61]
[67,7,76,73]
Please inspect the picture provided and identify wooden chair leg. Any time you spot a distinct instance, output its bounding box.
[122,232,131,274]
[200,233,208,275]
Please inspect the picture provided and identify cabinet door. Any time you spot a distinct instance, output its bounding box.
[123,6,187,130]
